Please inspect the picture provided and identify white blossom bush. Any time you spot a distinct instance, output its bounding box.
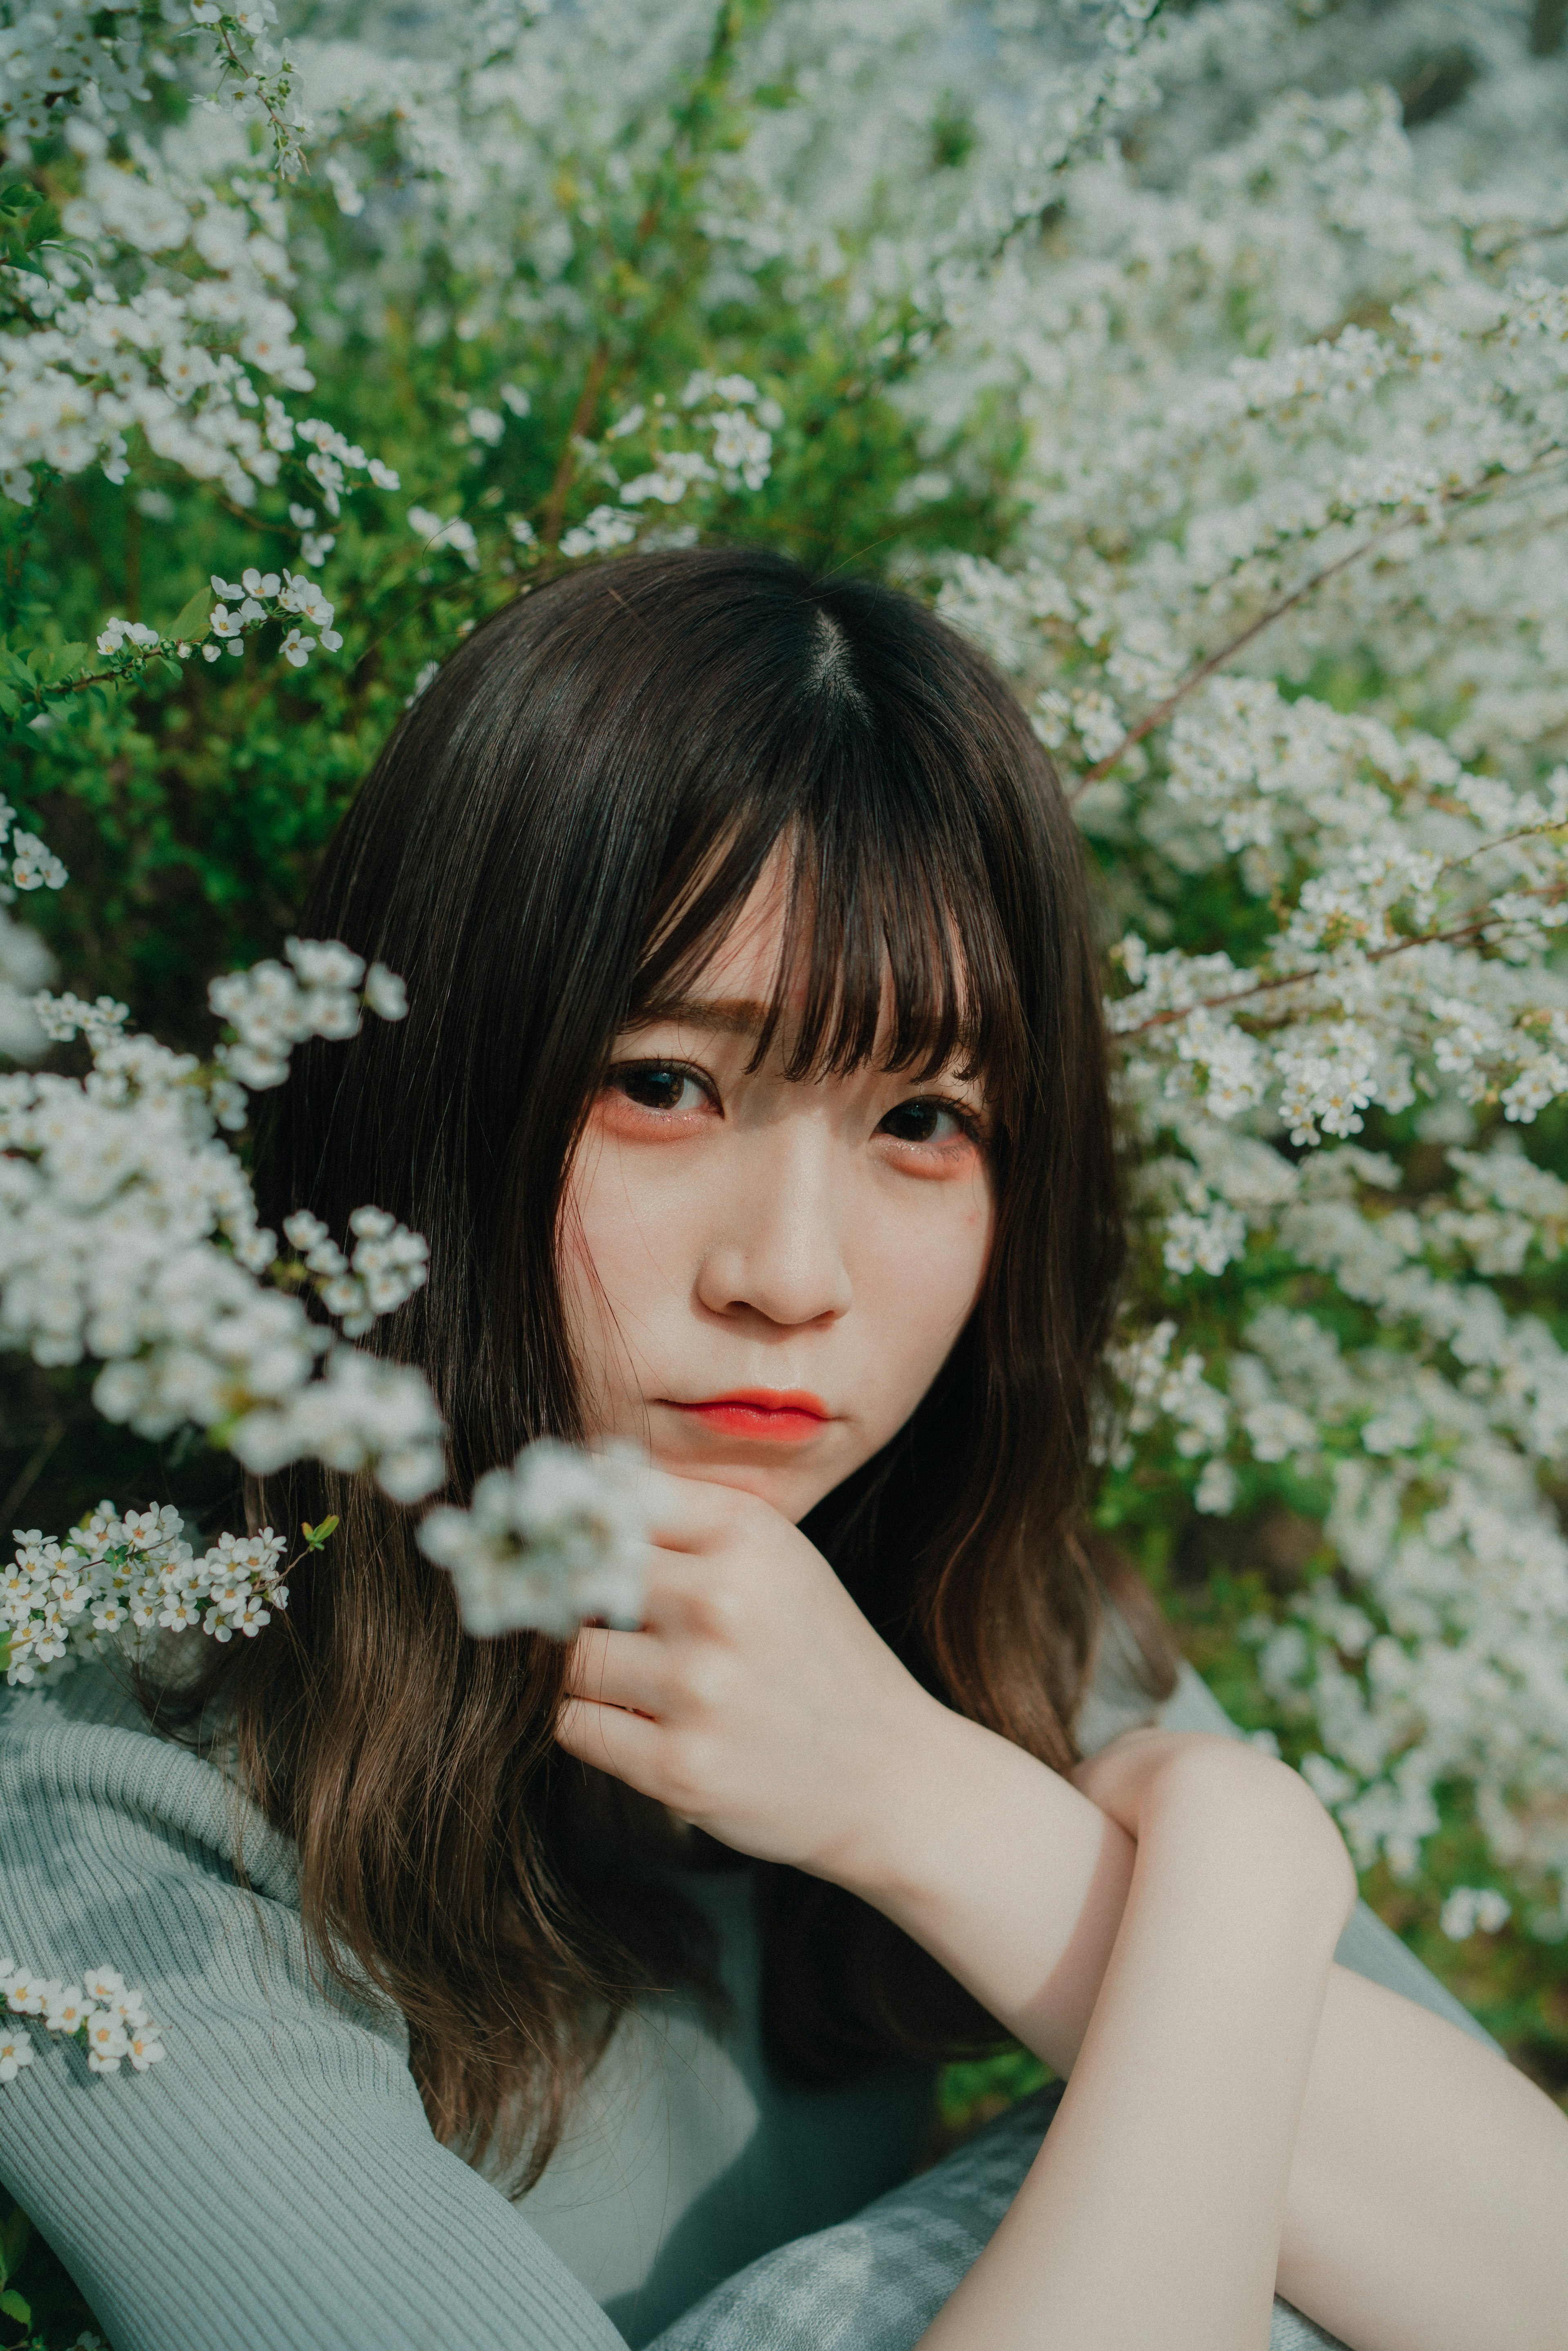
[4,0,1568,2079]
[925,2,1568,1940]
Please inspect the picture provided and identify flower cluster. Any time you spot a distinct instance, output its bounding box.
[1,877,444,1502]
[9,0,1568,1977]
[0,13,392,516]
[0,793,65,898]
[558,373,779,557]
[417,1441,650,1642]
[1,1502,289,1687]
[1,1959,163,2081]
[201,564,345,669]
[208,934,403,1093]
[281,1207,428,1340]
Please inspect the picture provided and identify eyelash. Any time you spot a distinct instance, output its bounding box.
[604,1060,984,1145]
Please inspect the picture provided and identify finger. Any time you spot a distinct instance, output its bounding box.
[556,1694,666,1792]
[643,1470,751,1554]
[564,1625,672,1717]
[636,1542,740,1636]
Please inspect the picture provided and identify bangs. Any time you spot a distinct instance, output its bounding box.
[627,788,1022,1110]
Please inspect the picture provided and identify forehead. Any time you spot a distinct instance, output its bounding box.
[629,848,989,1086]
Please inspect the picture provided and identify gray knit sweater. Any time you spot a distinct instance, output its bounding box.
[0,1656,1493,2351]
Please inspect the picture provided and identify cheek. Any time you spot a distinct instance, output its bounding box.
[559,1112,704,1335]
[854,1174,994,1400]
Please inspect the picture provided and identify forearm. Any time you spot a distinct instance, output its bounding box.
[1277,1963,1568,2351]
[844,1708,1568,2351]
[833,1702,1138,2074]
[907,1743,1352,2351]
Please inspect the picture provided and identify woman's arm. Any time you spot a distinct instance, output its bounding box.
[561,1477,1568,2351]
[0,1703,626,2351]
[879,1711,1561,2351]
[907,1730,1352,2351]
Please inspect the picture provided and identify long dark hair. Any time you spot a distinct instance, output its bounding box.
[153,546,1174,2182]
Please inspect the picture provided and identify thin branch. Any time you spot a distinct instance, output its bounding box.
[1118,895,1568,1039]
[0,1417,64,1529]
[1068,456,1568,803]
[1069,533,1394,802]
[539,343,611,554]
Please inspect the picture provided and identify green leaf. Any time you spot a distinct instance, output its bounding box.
[301,1515,340,1550]
[31,644,87,686]
[0,2205,30,2284]
[169,584,215,643]
[0,2286,31,2324]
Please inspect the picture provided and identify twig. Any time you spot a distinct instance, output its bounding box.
[0,1418,64,1529]
[539,341,611,552]
[1069,534,1396,802]
[1119,894,1568,1038]
[1068,457,1568,803]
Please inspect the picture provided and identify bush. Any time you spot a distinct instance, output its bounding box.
[3,1,1567,2235]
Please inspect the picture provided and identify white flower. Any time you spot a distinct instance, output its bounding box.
[1194,1458,1238,1515]
[83,2014,129,2069]
[418,1440,650,1640]
[280,627,313,668]
[363,963,408,1021]
[5,1971,51,2016]
[559,505,637,560]
[125,2023,166,2072]
[42,1985,97,2033]
[1440,1887,1512,1940]
[408,508,478,568]
[0,2030,33,2082]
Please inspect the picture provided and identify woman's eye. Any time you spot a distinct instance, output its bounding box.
[608,1064,711,1115]
[877,1098,971,1146]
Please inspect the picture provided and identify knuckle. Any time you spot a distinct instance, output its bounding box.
[682,1653,732,1712]
[660,1729,714,1814]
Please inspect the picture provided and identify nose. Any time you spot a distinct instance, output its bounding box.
[693,1121,853,1328]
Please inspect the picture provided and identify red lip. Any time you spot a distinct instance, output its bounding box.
[662,1388,832,1443]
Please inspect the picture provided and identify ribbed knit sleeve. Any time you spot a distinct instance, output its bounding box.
[0,1692,627,2351]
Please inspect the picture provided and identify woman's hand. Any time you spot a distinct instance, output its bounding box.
[555,1470,950,1885]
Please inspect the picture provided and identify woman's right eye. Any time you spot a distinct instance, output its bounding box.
[607,1063,713,1115]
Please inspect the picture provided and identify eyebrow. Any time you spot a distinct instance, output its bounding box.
[622,995,771,1038]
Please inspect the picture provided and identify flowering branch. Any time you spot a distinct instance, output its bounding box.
[1069,452,1568,801]
[0,1961,163,2083]
[1069,531,1388,798]
[1117,887,1568,1038]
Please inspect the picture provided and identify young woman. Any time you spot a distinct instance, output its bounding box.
[1,548,1564,2351]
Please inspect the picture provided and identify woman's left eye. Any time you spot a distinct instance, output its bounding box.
[606,1063,713,1115]
[876,1098,973,1146]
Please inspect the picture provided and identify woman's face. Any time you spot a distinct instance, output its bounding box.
[560,860,996,1524]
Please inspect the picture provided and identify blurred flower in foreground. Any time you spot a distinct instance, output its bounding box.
[418,1441,650,1640]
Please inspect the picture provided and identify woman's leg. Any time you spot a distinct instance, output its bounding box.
[644,2085,1349,2351]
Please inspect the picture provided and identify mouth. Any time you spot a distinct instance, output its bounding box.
[658,1388,833,1444]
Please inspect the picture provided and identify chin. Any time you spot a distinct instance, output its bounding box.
[652,1453,820,1520]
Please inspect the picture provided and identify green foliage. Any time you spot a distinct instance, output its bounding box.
[0,2196,96,2351]
[4,46,1566,2350]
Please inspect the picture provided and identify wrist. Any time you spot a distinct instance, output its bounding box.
[816,1688,981,1902]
